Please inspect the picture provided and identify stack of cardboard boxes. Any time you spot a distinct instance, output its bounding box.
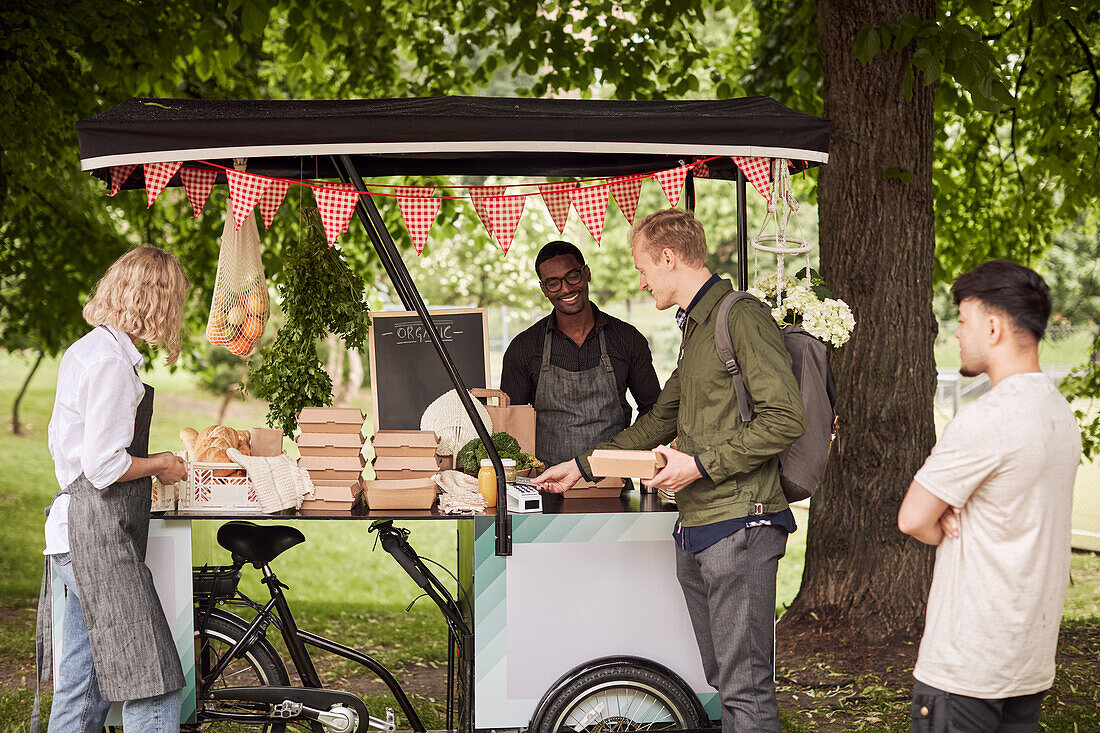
[364,430,441,509]
[295,407,366,512]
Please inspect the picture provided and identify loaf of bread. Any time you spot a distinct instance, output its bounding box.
[181,425,252,472]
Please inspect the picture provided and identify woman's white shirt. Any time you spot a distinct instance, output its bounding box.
[44,325,145,555]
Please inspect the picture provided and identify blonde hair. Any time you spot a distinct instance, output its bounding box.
[631,209,708,268]
[83,247,189,364]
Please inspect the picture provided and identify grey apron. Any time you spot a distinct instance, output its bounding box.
[532,326,625,466]
[35,367,183,718]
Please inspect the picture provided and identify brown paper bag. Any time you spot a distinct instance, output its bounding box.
[251,427,285,457]
[471,388,536,456]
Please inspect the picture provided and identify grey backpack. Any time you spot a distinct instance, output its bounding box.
[714,291,838,502]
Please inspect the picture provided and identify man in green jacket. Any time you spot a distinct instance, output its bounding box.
[534,208,805,732]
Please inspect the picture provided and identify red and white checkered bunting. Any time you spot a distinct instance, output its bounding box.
[608,176,643,224]
[179,167,217,218]
[108,164,137,196]
[569,183,610,245]
[692,157,711,179]
[312,184,360,246]
[651,166,689,208]
[468,186,508,237]
[143,162,182,207]
[732,156,772,202]
[258,179,290,229]
[537,182,576,233]
[226,169,273,230]
[394,187,441,254]
[480,194,527,254]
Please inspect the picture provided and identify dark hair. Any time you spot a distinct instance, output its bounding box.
[952,260,1051,341]
[535,241,585,278]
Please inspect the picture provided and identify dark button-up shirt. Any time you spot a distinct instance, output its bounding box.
[500,304,661,426]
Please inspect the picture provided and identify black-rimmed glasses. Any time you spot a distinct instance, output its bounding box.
[541,267,586,293]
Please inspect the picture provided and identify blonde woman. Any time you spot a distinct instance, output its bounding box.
[34,247,190,733]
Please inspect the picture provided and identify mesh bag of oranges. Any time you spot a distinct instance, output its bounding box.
[206,210,269,356]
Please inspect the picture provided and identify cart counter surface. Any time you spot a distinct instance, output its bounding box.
[163,489,681,521]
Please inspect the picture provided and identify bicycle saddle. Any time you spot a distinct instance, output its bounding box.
[217,521,305,566]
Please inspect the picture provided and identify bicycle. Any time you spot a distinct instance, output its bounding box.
[189,519,473,733]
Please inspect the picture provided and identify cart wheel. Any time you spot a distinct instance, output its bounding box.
[196,612,291,732]
[532,663,703,733]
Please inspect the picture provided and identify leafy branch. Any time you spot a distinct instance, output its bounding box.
[247,203,370,434]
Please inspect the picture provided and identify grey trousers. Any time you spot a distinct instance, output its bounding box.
[675,524,787,733]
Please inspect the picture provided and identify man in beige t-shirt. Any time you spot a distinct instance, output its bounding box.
[899,260,1080,733]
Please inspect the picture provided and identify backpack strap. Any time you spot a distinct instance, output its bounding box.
[714,290,761,424]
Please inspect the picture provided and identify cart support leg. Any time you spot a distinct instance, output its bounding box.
[331,155,513,557]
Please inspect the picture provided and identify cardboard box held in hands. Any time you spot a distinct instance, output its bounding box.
[588,449,668,481]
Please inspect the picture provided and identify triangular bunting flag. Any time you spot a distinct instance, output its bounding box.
[226,169,273,230]
[257,179,290,229]
[143,162,182,207]
[537,182,576,233]
[468,186,508,238]
[312,184,360,246]
[568,184,610,245]
[732,156,773,202]
[650,166,689,208]
[481,194,527,255]
[608,176,643,225]
[692,157,711,179]
[394,187,441,254]
[107,164,137,196]
[179,167,217,218]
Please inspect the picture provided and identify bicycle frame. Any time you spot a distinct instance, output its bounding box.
[193,521,474,732]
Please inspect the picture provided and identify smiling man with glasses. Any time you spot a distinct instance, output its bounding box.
[500,241,660,467]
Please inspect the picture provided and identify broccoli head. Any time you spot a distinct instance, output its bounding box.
[457,431,524,472]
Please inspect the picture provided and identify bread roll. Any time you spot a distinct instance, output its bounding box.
[196,425,218,444]
[209,425,238,446]
[180,427,198,461]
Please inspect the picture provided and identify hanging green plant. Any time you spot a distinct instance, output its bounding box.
[247,203,370,434]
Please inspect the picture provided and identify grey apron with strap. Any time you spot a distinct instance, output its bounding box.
[532,326,625,466]
[35,367,183,720]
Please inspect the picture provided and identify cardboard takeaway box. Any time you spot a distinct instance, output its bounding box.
[370,430,440,458]
[297,455,365,482]
[588,449,668,482]
[362,478,438,510]
[297,407,366,437]
[299,478,361,513]
[372,455,440,481]
[295,432,365,458]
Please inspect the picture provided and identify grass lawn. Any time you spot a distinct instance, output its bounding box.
[1,349,1097,731]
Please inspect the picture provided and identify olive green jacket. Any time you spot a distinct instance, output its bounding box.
[579,277,806,526]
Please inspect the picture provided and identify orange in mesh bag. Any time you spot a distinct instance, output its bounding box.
[206,210,269,356]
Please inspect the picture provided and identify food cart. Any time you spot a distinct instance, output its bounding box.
[73,95,830,732]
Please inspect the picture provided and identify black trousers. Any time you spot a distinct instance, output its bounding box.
[911,680,1046,733]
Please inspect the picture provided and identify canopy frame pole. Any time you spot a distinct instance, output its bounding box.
[332,155,512,557]
[736,169,749,290]
[685,170,696,212]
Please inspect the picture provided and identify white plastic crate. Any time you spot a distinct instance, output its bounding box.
[151,477,177,512]
[177,461,262,513]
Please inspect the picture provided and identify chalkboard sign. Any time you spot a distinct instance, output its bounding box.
[368,308,490,431]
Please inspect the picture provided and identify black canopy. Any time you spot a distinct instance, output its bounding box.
[77,96,829,188]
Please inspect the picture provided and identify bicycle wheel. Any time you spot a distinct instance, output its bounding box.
[195,611,291,732]
[533,663,703,733]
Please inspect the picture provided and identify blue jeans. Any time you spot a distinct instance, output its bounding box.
[47,553,182,733]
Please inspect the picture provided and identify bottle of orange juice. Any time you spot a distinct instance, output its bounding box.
[478,459,497,507]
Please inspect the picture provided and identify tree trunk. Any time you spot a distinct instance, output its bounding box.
[216,384,238,425]
[783,0,938,640]
[338,347,364,407]
[11,350,44,435]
